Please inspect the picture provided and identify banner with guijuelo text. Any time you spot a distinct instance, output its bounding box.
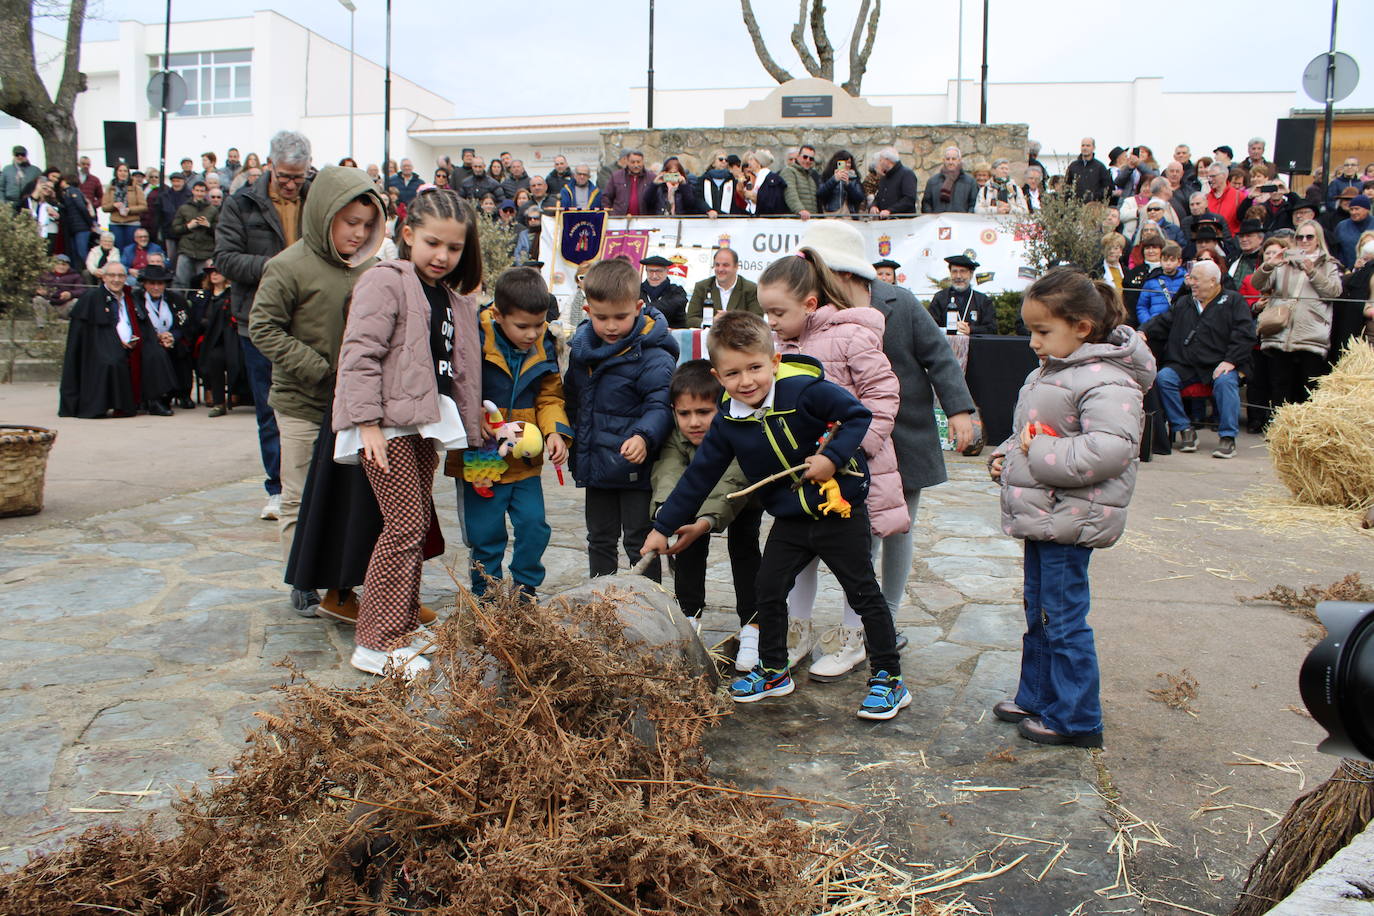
[538,212,1032,321]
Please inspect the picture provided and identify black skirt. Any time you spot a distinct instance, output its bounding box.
[285,415,446,590]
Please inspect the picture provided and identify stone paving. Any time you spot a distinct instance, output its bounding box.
[0,458,1130,912]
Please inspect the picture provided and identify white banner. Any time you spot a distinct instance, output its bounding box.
[539,213,1033,318]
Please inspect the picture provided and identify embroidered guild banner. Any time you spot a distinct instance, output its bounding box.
[559,210,605,265]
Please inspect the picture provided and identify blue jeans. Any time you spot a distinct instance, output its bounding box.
[67,229,91,267]
[1156,366,1240,439]
[239,335,281,496]
[1015,540,1100,735]
[463,475,550,593]
[110,224,137,252]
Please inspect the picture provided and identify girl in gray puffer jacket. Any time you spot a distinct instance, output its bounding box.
[988,268,1156,749]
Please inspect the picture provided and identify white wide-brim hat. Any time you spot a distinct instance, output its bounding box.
[798,220,876,281]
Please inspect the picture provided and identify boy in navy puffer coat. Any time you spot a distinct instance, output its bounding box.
[564,258,679,581]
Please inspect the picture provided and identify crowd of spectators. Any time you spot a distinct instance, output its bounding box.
[13,130,1374,435]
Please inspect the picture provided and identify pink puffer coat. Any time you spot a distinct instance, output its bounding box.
[776,304,909,537]
[991,326,1156,549]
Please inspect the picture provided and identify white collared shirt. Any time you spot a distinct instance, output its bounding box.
[716,279,737,311]
[110,289,133,344]
[728,382,776,419]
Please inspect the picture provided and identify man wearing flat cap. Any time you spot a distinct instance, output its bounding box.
[873,259,901,285]
[640,255,688,328]
[1,145,41,211]
[927,255,998,336]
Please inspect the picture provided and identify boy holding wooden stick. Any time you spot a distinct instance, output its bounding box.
[642,311,909,720]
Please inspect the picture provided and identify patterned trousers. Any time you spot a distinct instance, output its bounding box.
[356,434,438,652]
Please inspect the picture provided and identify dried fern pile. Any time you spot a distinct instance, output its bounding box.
[0,587,821,915]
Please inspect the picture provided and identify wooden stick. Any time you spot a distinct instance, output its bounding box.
[726,463,808,500]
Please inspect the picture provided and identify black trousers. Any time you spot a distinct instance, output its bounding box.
[753,509,899,676]
[673,499,764,623]
[1263,349,1328,409]
[585,486,660,581]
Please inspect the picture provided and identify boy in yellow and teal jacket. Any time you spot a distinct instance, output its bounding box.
[449,268,572,596]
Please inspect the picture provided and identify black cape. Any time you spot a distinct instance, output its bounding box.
[190,287,243,404]
[58,287,136,418]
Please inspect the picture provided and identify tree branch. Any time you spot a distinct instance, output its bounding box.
[0,0,51,116]
[54,0,88,109]
[841,0,881,97]
[808,0,834,81]
[789,0,821,78]
[739,0,795,85]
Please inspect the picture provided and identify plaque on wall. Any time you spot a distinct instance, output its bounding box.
[781,95,833,118]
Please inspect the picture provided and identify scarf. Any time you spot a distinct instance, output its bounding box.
[112,179,129,206]
[991,174,1011,202]
[940,166,960,203]
[145,293,173,335]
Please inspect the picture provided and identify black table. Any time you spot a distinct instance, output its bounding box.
[964,334,1039,448]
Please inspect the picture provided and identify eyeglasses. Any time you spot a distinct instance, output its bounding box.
[798,154,814,161]
[1296,233,1318,240]
[1146,206,1163,211]
[273,172,307,186]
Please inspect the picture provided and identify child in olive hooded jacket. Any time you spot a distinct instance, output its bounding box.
[248,166,387,606]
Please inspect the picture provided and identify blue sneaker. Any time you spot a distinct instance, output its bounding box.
[857,671,911,720]
[730,666,794,703]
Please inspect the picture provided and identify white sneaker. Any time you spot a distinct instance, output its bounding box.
[260,493,281,521]
[808,626,866,682]
[408,625,440,655]
[786,618,815,668]
[735,625,760,672]
[350,645,431,680]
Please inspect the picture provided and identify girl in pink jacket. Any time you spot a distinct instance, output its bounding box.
[759,247,907,681]
[333,188,484,679]
[988,268,1155,748]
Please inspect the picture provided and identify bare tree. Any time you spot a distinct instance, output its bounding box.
[0,0,89,174]
[739,0,882,97]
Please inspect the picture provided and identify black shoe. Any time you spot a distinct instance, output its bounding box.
[146,400,173,417]
[1211,436,1236,459]
[894,632,910,652]
[1017,717,1103,748]
[291,588,321,618]
[176,396,195,410]
[1177,428,1197,453]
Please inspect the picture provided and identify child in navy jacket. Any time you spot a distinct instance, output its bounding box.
[644,311,910,721]
[564,258,679,580]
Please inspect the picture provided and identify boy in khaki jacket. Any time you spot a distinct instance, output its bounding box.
[650,360,762,658]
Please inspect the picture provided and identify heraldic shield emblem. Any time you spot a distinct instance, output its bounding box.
[560,211,605,265]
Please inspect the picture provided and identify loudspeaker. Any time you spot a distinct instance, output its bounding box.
[1273,118,1316,175]
[103,121,138,169]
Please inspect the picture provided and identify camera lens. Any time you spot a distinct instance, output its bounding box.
[1300,601,1374,762]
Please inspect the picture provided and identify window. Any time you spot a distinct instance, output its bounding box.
[150,50,252,118]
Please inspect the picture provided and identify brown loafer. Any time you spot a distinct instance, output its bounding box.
[1017,717,1103,748]
[993,700,1034,723]
[318,588,360,624]
[320,590,437,627]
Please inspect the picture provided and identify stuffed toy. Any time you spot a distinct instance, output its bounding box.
[463,400,545,497]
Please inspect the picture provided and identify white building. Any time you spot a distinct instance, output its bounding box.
[2,10,453,173]
[0,11,1314,177]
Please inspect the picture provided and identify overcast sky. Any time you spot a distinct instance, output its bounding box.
[76,0,1372,117]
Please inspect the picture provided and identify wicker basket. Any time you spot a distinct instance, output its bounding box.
[0,425,58,518]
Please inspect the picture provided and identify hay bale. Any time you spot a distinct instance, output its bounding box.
[1268,342,1374,510]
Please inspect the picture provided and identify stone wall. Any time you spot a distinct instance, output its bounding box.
[599,123,1031,183]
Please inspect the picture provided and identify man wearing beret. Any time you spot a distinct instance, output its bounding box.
[640,255,688,328]
[873,259,900,285]
[927,255,998,336]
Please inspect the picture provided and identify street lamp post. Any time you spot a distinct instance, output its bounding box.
[383,0,393,174]
[339,0,356,160]
[647,0,655,129]
[979,0,989,124]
